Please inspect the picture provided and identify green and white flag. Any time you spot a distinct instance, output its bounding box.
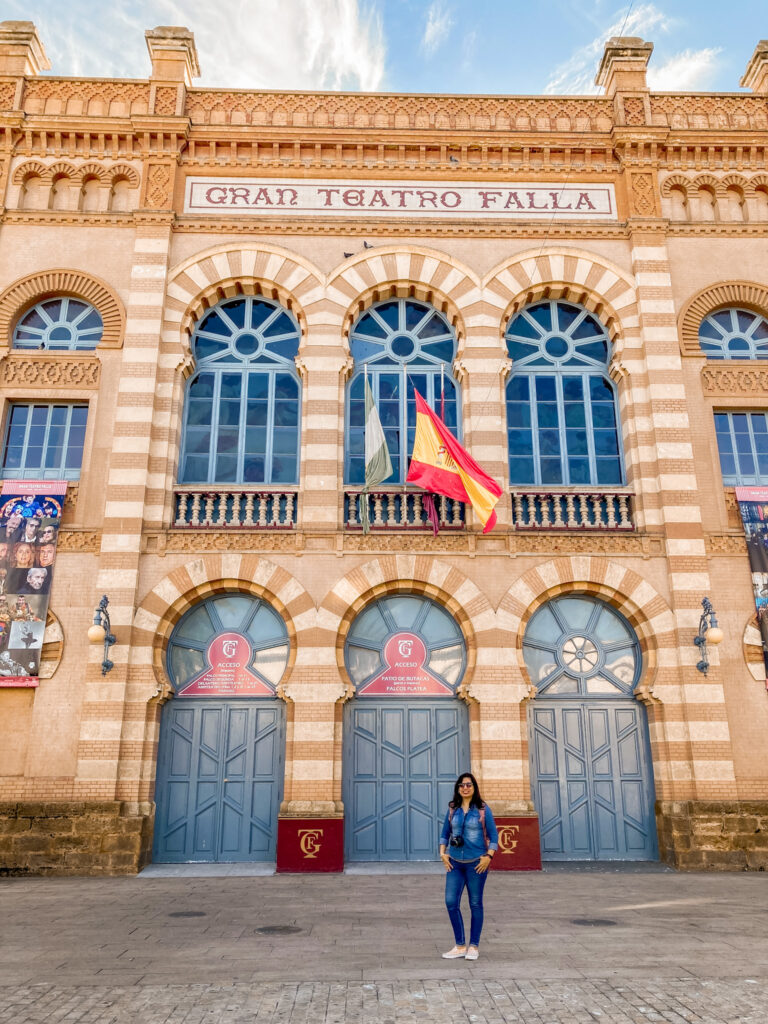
[360,371,393,533]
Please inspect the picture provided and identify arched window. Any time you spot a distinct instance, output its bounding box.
[345,298,459,485]
[167,593,289,696]
[344,593,466,696]
[698,307,768,360]
[505,300,623,486]
[13,298,103,350]
[522,594,640,697]
[179,296,301,485]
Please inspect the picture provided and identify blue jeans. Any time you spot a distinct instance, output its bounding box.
[445,857,488,947]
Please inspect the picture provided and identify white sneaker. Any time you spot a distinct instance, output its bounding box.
[441,946,468,959]
[465,947,479,961]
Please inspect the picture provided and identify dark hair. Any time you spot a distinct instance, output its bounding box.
[450,771,484,810]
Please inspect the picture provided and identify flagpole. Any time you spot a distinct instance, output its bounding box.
[440,362,445,421]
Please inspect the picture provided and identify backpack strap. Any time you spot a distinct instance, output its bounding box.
[479,806,489,850]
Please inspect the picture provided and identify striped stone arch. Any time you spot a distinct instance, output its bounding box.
[318,554,495,696]
[164,242,327,364]
[326,245,481,349]
[498,555,677,699]
[0,268,125,350]
[482,246,640,365]
[131,554,314,701]
[679,281,768,356]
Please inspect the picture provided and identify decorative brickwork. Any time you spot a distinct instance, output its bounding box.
[701,364,768,394]
[0,353,100,388]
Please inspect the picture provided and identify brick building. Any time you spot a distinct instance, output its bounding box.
[1,21,767,875]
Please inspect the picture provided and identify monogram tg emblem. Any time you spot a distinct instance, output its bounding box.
[222,639,238,658]
[298,828,323,859]
[397,639,413,657]
[497,825,520,853]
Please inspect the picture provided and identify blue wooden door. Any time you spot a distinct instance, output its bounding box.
[153,699,285,863]
[530,700,657,860]
[344,701,469,861]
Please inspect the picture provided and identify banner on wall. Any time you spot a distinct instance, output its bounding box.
[735,486,768,689]
[0,480,66,688]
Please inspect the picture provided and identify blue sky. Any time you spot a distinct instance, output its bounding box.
[4,0,766,94]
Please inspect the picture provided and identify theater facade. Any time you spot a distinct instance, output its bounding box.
[1,21,768,875]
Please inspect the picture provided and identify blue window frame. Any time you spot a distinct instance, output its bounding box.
[714,411,768,485]
[699,308,768,360]
[344,594,466,693]
[179,296,301,485]
[505,300,623,487]
[14,298,103,350]
[167,594,289,695]
[522,594,640,697]
[345,299,460,485]
[1,404,88,480]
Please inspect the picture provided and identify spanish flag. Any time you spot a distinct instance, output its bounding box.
[406,390,503,533]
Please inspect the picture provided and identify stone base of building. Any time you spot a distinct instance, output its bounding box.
[657,801,768,870]
[0,801,154,876]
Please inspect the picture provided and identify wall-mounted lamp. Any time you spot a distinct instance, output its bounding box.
[88,594,116,676]
[694,596,724,675]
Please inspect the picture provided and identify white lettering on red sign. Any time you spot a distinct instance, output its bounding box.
[184,179,616,219]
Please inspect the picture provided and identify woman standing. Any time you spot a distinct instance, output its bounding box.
[439,772,499,961]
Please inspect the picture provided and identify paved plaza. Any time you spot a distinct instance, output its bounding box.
[1,867,767,1023]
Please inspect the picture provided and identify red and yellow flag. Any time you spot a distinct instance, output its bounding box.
[406,390,503,533]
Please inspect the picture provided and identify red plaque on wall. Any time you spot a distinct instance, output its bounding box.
[178,632,274,697]
[276,817,344,873]
[490,816,542,871]
[358,632,453,696]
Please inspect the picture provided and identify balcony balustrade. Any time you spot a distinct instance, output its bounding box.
[511,490,634,530]
[345,490,465,530]
[173,488,297,528]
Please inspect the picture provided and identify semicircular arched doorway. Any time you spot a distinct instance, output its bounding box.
[524,594,658,861]
[342,594,470,862]
[153,593,288,864]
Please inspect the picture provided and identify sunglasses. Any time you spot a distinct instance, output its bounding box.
[458,782,474,788]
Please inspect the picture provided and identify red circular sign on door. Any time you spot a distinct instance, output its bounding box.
[178,632,275,697]
[357,631,453,696]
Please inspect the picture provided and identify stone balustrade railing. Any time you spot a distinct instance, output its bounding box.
[345,490,465,530]
[511,490,634,530]
[173,489,297,528]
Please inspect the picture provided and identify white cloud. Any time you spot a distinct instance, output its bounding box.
[647,48,722,90]
[8,0,386,91]
[422,1,454,57]
[544,2,672,94]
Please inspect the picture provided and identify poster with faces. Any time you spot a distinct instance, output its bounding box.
[0,481,66,688]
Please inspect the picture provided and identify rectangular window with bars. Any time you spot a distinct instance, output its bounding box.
[1,404,88,480]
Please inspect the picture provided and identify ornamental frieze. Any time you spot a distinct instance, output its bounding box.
[184,92,614,131]
[701,365,768,395]
[0,354,101,388]
[650,94,768,131]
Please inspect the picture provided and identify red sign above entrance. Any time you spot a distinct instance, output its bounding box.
[358,632,453,697]
[178,632,274,697]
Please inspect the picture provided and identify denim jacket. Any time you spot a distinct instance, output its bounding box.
[440,803,499,862]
